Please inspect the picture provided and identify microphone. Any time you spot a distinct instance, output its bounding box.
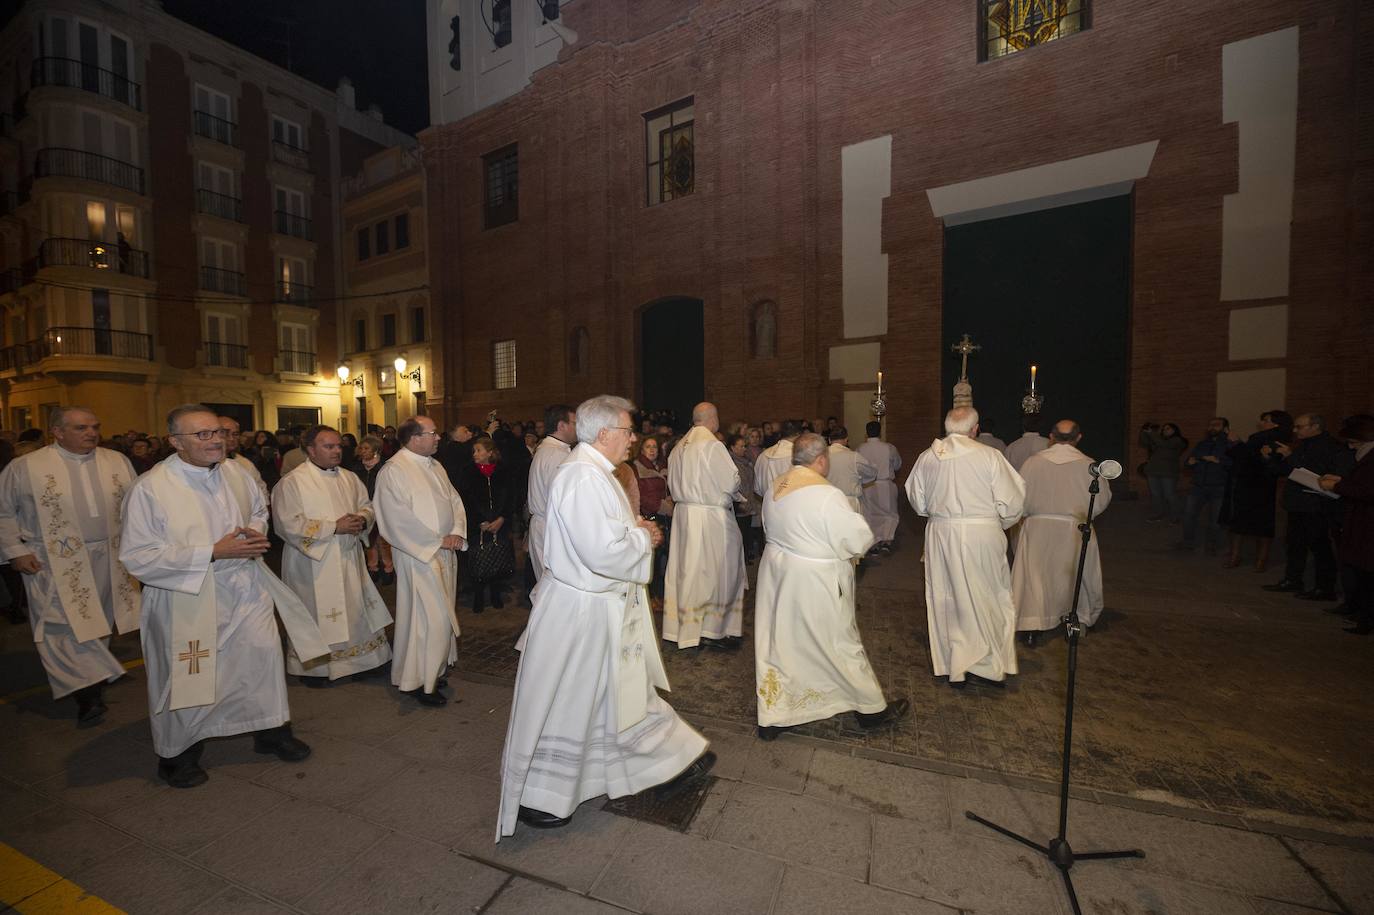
[1090,459,1122,480]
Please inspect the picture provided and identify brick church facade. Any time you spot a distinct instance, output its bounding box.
[420,0,1371,471]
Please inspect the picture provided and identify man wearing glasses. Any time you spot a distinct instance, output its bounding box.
[374,414,468,706]
[121,404,328,788]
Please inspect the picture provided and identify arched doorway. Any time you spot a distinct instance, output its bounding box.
[640,297,704,431]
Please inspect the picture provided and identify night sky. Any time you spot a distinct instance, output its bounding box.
[162,0,430,135]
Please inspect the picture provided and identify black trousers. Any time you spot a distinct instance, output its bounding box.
[1343,564,1374,625]
[1284,511,1337,591]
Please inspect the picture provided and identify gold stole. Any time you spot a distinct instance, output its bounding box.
[26,446,140,642]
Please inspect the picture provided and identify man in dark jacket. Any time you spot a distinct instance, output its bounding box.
[1263,414,1355,600]
[1176,418,1233,555]
[437,421,475,491]
[1321,416,1374,633]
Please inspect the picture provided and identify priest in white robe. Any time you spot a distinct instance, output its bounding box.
[374,414,467,706]
[121,404,326,788]
[526,404,576,581]
[1012,421,1113,642]
[824,426,877,515]
[1005,414,1050,472]
[857,421,903,549]
[753,420,801,499]
[0,407,140,724]
[498,395,712,838]
[906,407,1025,688]
[755,434,908,739]
[663,402,747,650]
[273,425,393,683]
[219,415,269,505]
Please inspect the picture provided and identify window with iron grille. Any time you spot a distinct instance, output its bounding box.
[645,98,694,206]
[979,0,1089,62]
[493,339,517,389]
[375,220,390,255]
[357,228,370,261]
[483,145,518,229]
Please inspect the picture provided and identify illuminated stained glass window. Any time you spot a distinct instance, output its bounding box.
[980,0,1089,61]
[645,98,694,206]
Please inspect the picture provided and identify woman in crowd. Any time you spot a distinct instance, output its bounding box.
[745,426,764,463]
[1139,422,1188,522]
[348,435,394,585]
[727,432,763,562]
[457,435,516,613]
[632,435,673,608]
[1224,410,1292,571]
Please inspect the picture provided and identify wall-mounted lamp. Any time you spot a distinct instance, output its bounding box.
[336,364,351,382]
[394,355,422,386]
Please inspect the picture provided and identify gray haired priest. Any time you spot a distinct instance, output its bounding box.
[273,424,392,683]
[121,404,329,788]
[0,407,141,725]
[754,433,908,740]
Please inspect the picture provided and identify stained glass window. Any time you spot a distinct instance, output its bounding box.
[980,0,1089,61]
[483,145,518,229]
[645,98,694,206]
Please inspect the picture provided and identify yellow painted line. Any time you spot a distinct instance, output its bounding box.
[0,842,125,913]
[0,658,144,706]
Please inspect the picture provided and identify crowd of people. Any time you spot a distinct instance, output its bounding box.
[2,394,1370,837]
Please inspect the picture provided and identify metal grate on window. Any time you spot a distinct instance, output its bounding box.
[493,339,517,389]
[484,145,518,229]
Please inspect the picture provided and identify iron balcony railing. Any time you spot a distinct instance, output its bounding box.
[39,237,151,278]
[274,281,313,306]
[31,57,142,111]
[31,325,153,360]
[274,210,312,240]
[197,188,243,222]
[272,140,311,172]
[35,147,145,195]
[0,268,20,295]
[206,341,249,369]
[277,349,316,374]
[199,265,246,296]
[193,110,238,147]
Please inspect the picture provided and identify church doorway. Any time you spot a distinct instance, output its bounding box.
[639,297,704,431]
[942,195,1132,462]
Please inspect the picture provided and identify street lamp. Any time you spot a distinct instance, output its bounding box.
[336,364,350,382]
[394,355,421,386]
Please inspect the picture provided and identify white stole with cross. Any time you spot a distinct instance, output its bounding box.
[147,457,330,711]
[284,462,391,645]
[26,446,140,642]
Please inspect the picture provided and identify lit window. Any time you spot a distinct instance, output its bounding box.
[493,339,517,389]
[645,97,694,206]
[980,0,1089,61]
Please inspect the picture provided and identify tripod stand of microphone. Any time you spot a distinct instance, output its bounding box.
[964,458,1143,915]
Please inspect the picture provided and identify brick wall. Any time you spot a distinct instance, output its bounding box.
[420,0,1371,469]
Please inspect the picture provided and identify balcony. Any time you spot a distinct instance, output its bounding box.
[199,265,246,296]
[274,210,313,241]
[30,57,142,112]
[272,140,311,172]
[39,237,150,278]
[206,341,249,369]
[274,281,313,306]
[277,349,316,374]
[35,147,145,195]
[193,110,238,147]
[197,188,243,222]
[0,326,153,370]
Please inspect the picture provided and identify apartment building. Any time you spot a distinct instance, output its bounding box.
[337,145,433,435]
[0,0,414,434]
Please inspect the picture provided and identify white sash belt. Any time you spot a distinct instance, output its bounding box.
[929,516,1002,526]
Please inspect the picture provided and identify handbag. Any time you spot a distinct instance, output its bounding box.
[470,530,515,582]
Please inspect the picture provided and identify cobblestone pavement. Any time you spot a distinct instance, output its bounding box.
[453,500,1374,837]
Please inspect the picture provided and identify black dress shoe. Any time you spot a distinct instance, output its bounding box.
[1324,604,1357,617]
[1021,631,1040,648]
[1296,590,1338,602]
[1262,579,1304,592]
[157,742,208,788]
[855,697,911,731]
[300,676,330,689]
[700,636,742,651]
[948,679,967,690]
[656,750,717,799]
[406,688,448,707]
[757,725,787,741]
[965,673,1007,689]
[1344,622,1373,635]
[436,676,449,688]
[73,684,107,726]
[517,805,572,829]
[253,725,312,762]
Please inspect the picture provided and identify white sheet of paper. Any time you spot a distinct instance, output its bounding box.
[1288,467,1340,499]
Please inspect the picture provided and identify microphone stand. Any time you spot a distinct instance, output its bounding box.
[965,473,1143,915]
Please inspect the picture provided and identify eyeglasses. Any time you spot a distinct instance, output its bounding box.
[172,429,228,441]
[417,430,441,437]
[608,426,635,434]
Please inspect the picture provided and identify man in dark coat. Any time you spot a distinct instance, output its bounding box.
[1263,413,1356,601]
[1321,416,1374,634]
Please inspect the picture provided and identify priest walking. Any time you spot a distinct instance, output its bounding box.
[0,407,141,725]
[824,426,877,514]
[219,415,269,504]
[755,433,908,740]
[754,419,801,499]
[663,402,747,650]
[906,407,1025,688]
[498,395,712,837]
[121,404,326,788]
[857,421,903,552]
[273,425,393,683]
[526,404,575,581]
[374,415,467,706]
[1011,421,1113,646]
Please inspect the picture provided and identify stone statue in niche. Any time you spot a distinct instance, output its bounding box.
[571,326,590,375]
[752,300,777,359]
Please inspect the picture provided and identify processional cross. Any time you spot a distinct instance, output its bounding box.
[950,333,980,408]
[179,640,210,675]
